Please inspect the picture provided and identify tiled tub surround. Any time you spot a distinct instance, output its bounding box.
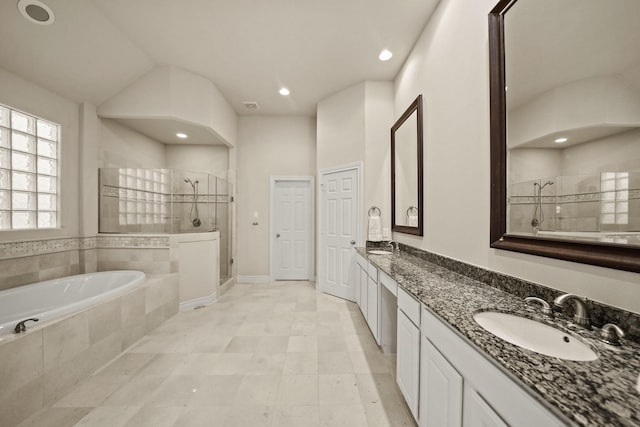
[357,247,640,426]
[0,273,178,427]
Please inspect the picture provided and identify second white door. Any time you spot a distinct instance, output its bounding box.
[273,179,312,280]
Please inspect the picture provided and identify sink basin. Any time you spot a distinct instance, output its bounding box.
[473,311,597,361]
[368,250,393,255]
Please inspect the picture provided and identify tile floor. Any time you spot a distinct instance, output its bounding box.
[18,281,416,427]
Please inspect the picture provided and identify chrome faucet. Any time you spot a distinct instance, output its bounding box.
[524,297,554,318]
[14,318,39,334]
[553,294,591,329]
[387,240,399,252]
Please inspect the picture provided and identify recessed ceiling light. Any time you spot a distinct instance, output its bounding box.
[279,88,290,96]
[176,133,188,139]
[554,137,568,144]
[378,49,393,61]
[17,0,55,25]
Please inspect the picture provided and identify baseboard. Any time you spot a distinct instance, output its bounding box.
[179,293,218,312]
[236,275,271,283]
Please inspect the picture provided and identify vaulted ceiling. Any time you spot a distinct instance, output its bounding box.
[0,0,440,116]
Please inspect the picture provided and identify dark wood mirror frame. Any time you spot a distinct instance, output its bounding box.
[489,0,640,273]
[391,94,424,236]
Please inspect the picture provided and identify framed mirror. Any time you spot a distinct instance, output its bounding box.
[392,94,423,236]
[489,0,640,272]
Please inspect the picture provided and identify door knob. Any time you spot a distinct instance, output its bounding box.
[350,240,356,245]
[276,233,281,238]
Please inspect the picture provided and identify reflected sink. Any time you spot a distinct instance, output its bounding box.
[473,311,598,361]
[368,250,393,255]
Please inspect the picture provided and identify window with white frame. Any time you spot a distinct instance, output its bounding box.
[0,104,59,230]
[600,172,629,226]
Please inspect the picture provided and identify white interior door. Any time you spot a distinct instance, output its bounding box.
[320,167,359,300]
[273,179,312,280]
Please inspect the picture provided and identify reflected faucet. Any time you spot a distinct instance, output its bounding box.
[387,240,399,252]
[553,293,591,329]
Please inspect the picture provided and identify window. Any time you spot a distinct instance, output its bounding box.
[600,172,628,226]
[0,104,59,230]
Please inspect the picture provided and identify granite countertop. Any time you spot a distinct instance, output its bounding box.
[356,248,640,427]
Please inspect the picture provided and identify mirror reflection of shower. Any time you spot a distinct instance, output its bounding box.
[184,178,202,227]
[531,180,554,231]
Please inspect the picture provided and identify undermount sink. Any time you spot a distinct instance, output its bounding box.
[473,311,598,361]
[368,250,393,255]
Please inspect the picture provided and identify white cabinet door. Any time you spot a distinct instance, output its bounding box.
[354,262,361,308]
[367,276,379,341]
[397,309,420,421]
[420,337,463,427]
[463,386,508,427]
[359,267,368,318]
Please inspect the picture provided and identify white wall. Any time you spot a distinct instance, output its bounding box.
[393,0,640,313]
[317,81,394,239]
[165,145,229,179]
[0,67,80,241]
[561,129,640,175]
[98,119,166,168]
[236,116,316,277]
[317,82,366,171]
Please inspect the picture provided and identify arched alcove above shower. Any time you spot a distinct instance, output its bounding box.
[97,65,237,147]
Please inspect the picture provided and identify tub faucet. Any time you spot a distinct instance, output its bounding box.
[553,294,591,329]
[14,318,39,334]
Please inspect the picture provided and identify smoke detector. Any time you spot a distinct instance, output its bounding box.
[243,101,260,110]
[18,0,55,25]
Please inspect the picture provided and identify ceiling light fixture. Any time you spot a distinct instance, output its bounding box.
[279,88,290,96]
[176,132,188,139]
[554,137,568,144]
[378,49,393,61]
[17,0,55,25]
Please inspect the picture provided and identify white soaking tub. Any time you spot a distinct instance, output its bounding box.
[0,270,146,336]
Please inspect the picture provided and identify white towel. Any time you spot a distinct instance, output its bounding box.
[368,216,382,241]
[407,214,418,227]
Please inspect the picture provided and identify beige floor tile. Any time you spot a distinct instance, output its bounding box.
[355,373,403,404]
[224,405,274,427]
[189,375,242,406]
[319,404,368,427]
[52,375,128,407]
[123,406,182,427]
[94,353,155,376]
[172,406,231,427]
[184,335,232,353]
[100,375,167,406]
[345,333,379,353]
[173,353,221,375]
[361,399,417,427]
[247,353,287,375]
[283,352,318,375]
[224,336,261,353]
[276,375,319,406]
[235,322,268,336]
[319,352,354,374]
[318,335,348,352]
[17,407,91,427]
[74,407,139,427]
[318,374,360,405]
[134,353,187,376]
[318,311,341,323]
[272,405,320,427]
[287,335,318,353]
[202,353,252,375]
[144,375,203,406]
[257,336,290,353]
[349,351,392,374]
[235,375,281,405]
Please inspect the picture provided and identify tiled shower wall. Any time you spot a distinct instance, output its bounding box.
[0,235,176,291]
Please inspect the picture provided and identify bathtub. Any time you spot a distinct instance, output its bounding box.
[0,270,146,337]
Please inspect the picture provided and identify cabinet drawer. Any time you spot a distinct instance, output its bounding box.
[367,262,378,282]
[379,271,397,296]
[356,253,368,270]
[398,287,420,325]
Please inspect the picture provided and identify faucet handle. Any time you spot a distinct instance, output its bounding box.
[600,323,625,346]
[524,297,554,317]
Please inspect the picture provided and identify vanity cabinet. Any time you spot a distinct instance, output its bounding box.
[420,337,463,427]
[353,253,379,343]
[420,307,565,427]
[396,287,421,421]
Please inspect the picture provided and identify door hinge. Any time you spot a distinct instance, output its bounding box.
[230,196,234,202]
[230,258,234,265]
